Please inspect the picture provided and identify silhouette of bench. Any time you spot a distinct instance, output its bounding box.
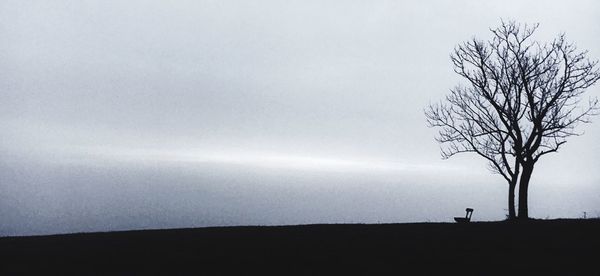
[454,208,473,223]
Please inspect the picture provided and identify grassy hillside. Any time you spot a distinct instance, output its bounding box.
[1,219,599,275]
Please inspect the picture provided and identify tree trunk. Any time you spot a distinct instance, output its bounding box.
[508,182,516,220]
[518,163,534,219]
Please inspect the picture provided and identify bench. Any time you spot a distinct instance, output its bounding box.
[454,208,473,223]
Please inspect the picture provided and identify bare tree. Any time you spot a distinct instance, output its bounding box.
[425,21,600,220]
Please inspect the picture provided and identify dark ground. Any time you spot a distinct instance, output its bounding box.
[1,219,599,275]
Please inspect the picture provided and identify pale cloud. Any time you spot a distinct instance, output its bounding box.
[1,0,599,235]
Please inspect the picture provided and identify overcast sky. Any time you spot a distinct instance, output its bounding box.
[1,0,599,236]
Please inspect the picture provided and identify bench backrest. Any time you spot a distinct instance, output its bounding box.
[465,208,474,220]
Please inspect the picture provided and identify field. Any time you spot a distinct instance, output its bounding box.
[1,219,599,275]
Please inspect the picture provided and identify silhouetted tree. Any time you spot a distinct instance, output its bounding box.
[425,21,600,220]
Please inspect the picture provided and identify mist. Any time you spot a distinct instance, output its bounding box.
[1,0,599,236]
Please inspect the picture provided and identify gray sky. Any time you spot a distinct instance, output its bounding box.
[1,0,599,236]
